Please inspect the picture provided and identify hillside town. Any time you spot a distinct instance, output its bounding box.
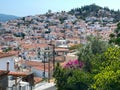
[0,9,117,90]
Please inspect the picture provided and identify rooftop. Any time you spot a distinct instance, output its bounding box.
[0,52,17,58]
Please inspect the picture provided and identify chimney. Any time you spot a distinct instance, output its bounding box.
[6,61,9,71]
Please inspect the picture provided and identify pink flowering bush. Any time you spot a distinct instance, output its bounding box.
[64,59,84,69]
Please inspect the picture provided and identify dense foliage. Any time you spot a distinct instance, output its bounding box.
[53,35,120,90]
[69,4,120,22]
[109,22,120,46]
[68,44,82,50]
[92,47,120,90]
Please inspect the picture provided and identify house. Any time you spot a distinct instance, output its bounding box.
[0,52,18,71]
[0,70,9,90]
[21,61,53,78]
[0,66,42,90]
[20,43,51,62]
[55,40,68,48]
[0,70,33,90]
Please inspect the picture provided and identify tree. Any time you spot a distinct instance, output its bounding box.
[13,32,26,39]
[67,70,90,90]
[91,38,108,55]
[3,47,12,52]
[87,35,108,55]
[53,63,91,90]
[109,22,120,46]
[92,69,120,90]
[92,47,120,90]
[54,35,116,90]
[77,36,108,73]
[68,44,82,50]
[77,44,93,73]
[53,63,69,90]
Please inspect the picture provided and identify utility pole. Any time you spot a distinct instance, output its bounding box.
[48,43,55,72]
[43,52,46,79]
[52,44,55,71]
[44,49,51,83]
[48,52,50,83]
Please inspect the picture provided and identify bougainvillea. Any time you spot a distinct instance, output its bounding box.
[64,59,84,69]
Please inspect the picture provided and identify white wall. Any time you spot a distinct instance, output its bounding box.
[8,80,30,90]
[31,68,48,78]
[0,56,15,71]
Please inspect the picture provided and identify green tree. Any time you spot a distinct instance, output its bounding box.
[69,44,82,50]
[54,35,115,90]
[53,63,91,90]
[92,69,120,90]
[109,22,120,46]
[3,47,12,52]
[77,36,108,73]
[67,70,91,90]
[53,63,70,90]
[91,37,108,55]
[77,44,93,73]
[92,47,120,90]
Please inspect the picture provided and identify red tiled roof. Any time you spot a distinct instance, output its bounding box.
[0,70,9,76]
[0,52,17,58]
[22,44,49,49]
[8,71,29,77]
[23,61,53,72]
[0,70,30,77]
[33,65,53,72]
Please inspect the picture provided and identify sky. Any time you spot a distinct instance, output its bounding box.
[0,0,120,17]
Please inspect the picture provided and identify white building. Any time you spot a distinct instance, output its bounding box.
[0,52,17,71]
[21,61,53,78]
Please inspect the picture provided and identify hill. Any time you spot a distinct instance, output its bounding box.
[69,4,120,22]
[0,14,19,22]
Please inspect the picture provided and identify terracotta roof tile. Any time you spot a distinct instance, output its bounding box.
[23,61,53,72]
[8,71,29,76]
[22,44,49,49]
[0,52,17,58]
[0,70,9,76]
